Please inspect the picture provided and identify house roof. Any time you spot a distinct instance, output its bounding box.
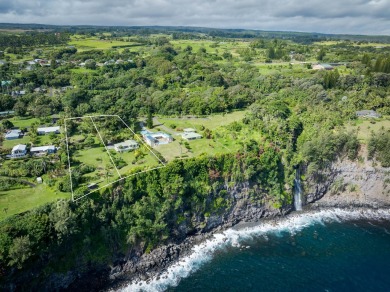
[30,145,56,152]
[151,132,172,138]
[12,144,26,151]
[5,130,21,137]
[183,132,202,139]
[183,128,196,132]
[0,110,14,116]
[356,110,381,117]
[37,126,60,132]
[114,140,138,148]
[319,63,333,69]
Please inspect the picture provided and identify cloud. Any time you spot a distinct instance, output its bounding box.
[0,0,389,35]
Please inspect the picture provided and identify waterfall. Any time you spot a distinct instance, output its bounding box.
[294,169,303,211]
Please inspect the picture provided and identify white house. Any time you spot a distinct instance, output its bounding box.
[183,128,196,133]
[11,144,27,158]
[141,130,173,147]
[30,145,56,156]
[5,129,22,140]
[182,132,203,141]
[114,140,139,152]
[37,126,60,135]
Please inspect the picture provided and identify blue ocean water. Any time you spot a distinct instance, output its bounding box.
[121,209,390,292]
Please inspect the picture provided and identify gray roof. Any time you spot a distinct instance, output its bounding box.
[37,126,60,133]
[12,144,26,151]
[30,145,56,152]
[356,110,381,117]
[114,140,138,148]
[182,132,202,139]
[183,128,196,133]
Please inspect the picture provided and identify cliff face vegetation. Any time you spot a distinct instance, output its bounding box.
[0,142,288,291]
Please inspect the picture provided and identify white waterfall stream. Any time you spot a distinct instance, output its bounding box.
[294,169,303,211]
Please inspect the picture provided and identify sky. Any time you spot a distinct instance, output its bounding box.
[0,0,390,35]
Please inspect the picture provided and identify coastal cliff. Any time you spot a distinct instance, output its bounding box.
[1,149,388,292]
[305,153,390,208]
[105,182,291,289]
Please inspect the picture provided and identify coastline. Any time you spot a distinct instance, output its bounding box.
[110,206,390,292]
[107,157,390,291]
[55,156,390,292]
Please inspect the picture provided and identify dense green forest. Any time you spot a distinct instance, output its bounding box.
[0,26,389,289]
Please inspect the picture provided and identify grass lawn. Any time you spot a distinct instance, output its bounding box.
[69,37,136,51]
[157,110,247,131]
[9,116,40,128]
[114,149,162,177]
[345,119,390,142]
[2,134,53,149]
[70,68,98,74]
[0,184,69,221]
[74,146,112,168]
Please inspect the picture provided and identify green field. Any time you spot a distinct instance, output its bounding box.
[2,134,53,149]
[157,110,247,131]
[346,119,390,141]
[8,117,40,128]
[0,184,69,221]
[69,37,136,51]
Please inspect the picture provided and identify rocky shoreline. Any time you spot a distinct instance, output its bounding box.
[104,158,390,291]
[56,156,389,292]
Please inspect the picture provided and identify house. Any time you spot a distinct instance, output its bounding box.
[0,110,14,117]
[182,132,203,141]
[312,63,334,70]
[11,90,26,97]
[30,145,56,156]
[5,129,22,140]
[356,110,381,118]
[11,144,27,158]
[183,128,196,133]
[141,130,173,147]
[37,126,60,135]
[114,140,139,152]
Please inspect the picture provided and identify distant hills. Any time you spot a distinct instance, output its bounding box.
[1,23,390,44]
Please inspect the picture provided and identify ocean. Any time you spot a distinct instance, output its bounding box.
[119,209,390,292]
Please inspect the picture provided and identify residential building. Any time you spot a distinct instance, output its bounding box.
[183,128,196,133]
[11,144,27,158]
[114,140,139,152]
[312,63,334,70]
[5,129,22,140]
[141,130,173,147]
[0,110,14,117]
[37,126,60,135]
[30,145,56,156]
[356,110,381,118]
[182,132,203,141]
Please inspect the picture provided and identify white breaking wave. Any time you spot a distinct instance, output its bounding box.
[117,208,390,292]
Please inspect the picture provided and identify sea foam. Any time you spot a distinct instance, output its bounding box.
[117,208,390,292]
